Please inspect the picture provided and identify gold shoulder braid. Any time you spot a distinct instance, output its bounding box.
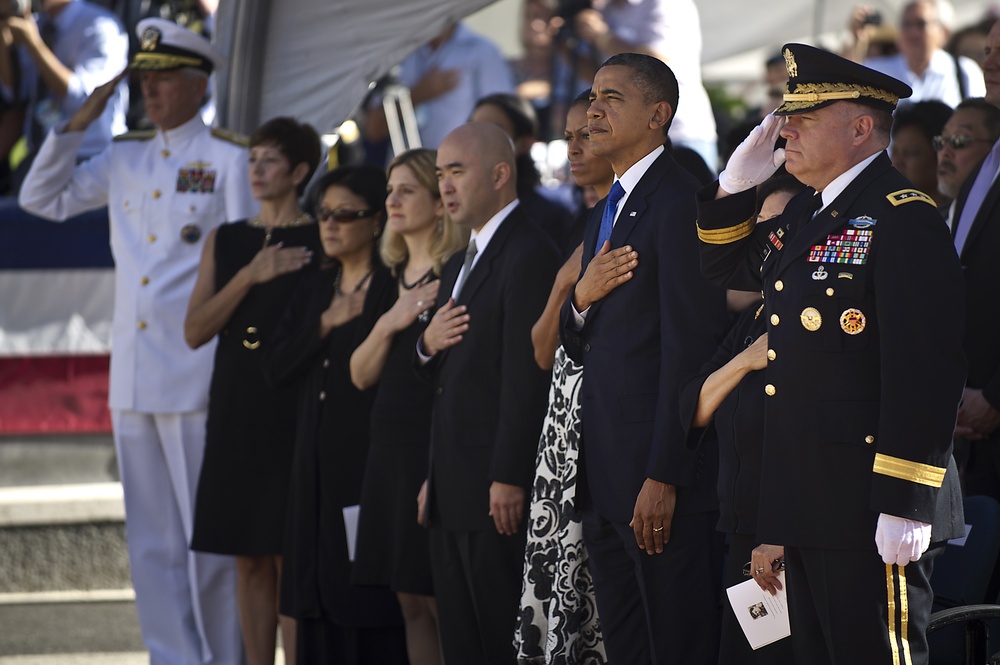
[211,128,250,147]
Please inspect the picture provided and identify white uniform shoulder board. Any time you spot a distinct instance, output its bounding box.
[886,189,937,207]
[210,128,250,147]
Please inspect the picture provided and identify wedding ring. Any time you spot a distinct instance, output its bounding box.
[755,567,765,575]
[652,526,664,533]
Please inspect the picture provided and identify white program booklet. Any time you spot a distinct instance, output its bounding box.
[343,504,360,562]
[725,572,791,650]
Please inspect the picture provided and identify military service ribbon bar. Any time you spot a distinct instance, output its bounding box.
[808,229,872,264]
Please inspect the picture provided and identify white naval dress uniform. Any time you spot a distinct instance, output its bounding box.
[19,114,256,665]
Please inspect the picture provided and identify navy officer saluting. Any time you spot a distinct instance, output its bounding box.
[696,43,966,665]
[18,18,254,665]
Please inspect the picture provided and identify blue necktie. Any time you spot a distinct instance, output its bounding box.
[594,180,625,256]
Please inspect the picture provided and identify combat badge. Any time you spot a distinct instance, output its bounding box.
[840,308,866,335]
[177,162,216,193]
[848,215,876,229]
[181,224,202,244]
[812,265,828,280]
[800,307,822,331]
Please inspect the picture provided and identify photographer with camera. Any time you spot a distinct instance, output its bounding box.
[561,0,719,172]
[0,0,127,191]
[851,0,984,108]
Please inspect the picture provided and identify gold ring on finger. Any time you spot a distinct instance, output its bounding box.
[652,526,664,533]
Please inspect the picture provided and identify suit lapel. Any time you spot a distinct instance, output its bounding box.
[774,154,892,278]
[959,172,1000,262]
[455,205,522,306]
[609,152,669,249]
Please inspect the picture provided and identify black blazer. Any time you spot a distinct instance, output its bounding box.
[697,153,966,549]
[952,154,1000,407]
[421,204,558,531]
[560,149,730,523]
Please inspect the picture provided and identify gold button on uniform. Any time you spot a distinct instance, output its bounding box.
[774,280,784,291]
[137,320,147,330]
[140,277,149,286]
[865,435,875,445]
[826,288,835,296]
[161,149,170,158]
[152,190,161,199]
[770,314,780,326]
[767,349,776,361]
[765,384,776,396]
[148,234,157,243]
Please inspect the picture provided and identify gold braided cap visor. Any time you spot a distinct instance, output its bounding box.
[131,52,207,71]
[778,82,899,113]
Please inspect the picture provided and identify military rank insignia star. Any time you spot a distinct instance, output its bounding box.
[177,162,216,193]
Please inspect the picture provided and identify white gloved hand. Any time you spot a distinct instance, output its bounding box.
[718,113,787,194]
[875,513,932,567]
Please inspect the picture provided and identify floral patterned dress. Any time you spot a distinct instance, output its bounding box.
[514,346,607,664]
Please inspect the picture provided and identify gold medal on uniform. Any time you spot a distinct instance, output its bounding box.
[840,308,866,335]
[800,307,822,331]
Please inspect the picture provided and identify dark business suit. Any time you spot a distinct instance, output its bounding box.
[951,149,1000,500]
[560,149,730,664]
[697,152,966,665]
[421,204,557,665]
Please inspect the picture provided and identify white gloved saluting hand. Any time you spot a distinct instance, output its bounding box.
[719,113,787,194]
[875,513,932,567]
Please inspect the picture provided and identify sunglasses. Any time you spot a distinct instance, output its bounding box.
[316,208,376,223]
[932,135,995,151]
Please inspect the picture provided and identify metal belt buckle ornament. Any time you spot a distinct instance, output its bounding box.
[243,326,261,350]
[840,308,866,335]
[800,307,822,331]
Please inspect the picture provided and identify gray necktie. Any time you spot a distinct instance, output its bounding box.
[454,238,478,298]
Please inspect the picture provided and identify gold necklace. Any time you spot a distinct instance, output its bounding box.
[249,212,314,246]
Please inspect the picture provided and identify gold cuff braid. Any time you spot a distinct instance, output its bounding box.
[872,453,946,488]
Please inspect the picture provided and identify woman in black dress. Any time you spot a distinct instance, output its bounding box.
[349,148,465,665]
[185,117,321,665]
[679,175,802,665]
[264,165,407,664]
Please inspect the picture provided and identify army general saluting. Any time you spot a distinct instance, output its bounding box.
[18,19,254,665]
[697,44,966,664]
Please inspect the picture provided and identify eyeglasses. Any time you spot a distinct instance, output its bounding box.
[316,208,376,223]
[932,135,995,151]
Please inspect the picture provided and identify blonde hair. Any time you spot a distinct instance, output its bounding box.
[380,148,468,276]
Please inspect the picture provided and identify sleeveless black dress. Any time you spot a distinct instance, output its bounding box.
[191,220,319,555]
[352,275,438,595]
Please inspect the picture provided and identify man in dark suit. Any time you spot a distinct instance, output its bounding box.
[416,121,557,664]
[697,44,966,665]
[559,53,729,664]
[952,21,1000,502]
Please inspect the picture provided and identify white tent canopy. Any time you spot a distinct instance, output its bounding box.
[214,0,995,135]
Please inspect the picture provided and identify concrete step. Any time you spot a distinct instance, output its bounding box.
[0,435,118,488]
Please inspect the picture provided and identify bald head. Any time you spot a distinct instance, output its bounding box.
[436,122,518,231]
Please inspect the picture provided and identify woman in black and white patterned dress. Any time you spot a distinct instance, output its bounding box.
[514,92,613,665]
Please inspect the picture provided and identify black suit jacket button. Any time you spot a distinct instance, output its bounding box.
[584,343,591,352]
[436,386,444,395]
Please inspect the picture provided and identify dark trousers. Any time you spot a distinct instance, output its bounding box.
[784,543,941,665]
[296,616,407,665]
[719,532,795,665]
[581,508,720,665]
[428,524,526,665]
